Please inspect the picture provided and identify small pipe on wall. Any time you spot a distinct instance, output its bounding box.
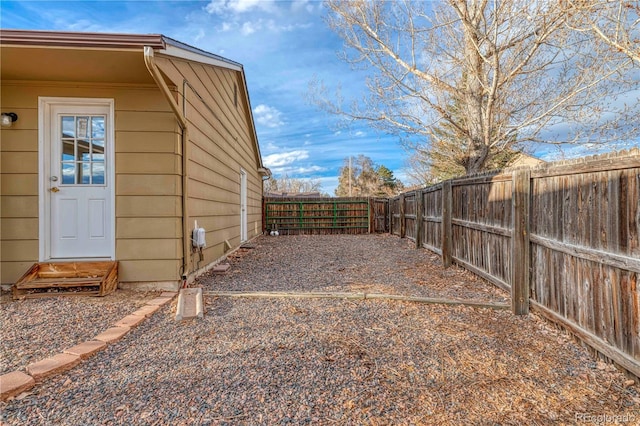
[144,46,191,284]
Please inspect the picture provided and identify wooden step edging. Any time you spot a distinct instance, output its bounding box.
[0,291,177,402]
[203,290,509,310]
[12,261,119,299]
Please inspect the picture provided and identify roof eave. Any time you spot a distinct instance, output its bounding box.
[0,29,165,49]
[160,36,242,71]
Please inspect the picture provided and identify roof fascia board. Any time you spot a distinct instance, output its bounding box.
[237,72,265,169]
[0,44,147,53]
[0,29,165,49]
[159,39,242,72]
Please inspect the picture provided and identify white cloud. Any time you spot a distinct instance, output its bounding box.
[241,21,260,36]
[354,131,366,137]
[205,0,274,15]
[253,104,284,128]
[264,141,280,152]
[219,18,311,36]
[269,164,326,176]
[204,0,225,13]
[265,20,313,32]
[263,150,309,167]
[294,165,324,173]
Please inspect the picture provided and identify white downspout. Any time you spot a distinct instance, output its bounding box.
[144,46,191,284]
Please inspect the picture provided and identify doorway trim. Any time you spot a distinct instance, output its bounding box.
[38,97,116,261]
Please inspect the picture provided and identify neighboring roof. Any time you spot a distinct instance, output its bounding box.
[509,153,546,168]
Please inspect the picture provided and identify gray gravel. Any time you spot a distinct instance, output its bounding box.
[1,234,638,425]
[200,234,507,303]
[1,291,157,375]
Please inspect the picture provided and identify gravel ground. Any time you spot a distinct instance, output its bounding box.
[1,234,639,425]
[201,234,508,303]
[1,290,158,375]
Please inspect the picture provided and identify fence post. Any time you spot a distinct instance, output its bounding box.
[367,198,372,234]
[511,169,531,315]
[262,197,266,233]
[388,197,395,235]
[441,180,453,268]
[385,199,390,233]
[368,198,373,234]
[400,193,406,238]
[415,190,424,249]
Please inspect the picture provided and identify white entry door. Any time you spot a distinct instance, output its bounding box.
[42,100,114,259]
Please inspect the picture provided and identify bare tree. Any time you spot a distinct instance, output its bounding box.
[264,174,324,194]
[311,0,639,175]
[565,0,640,65]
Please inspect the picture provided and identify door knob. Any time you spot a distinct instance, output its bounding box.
[50,187,60,193]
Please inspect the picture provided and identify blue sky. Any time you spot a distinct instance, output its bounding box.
[1,0,400,195]
[1,1,638,194]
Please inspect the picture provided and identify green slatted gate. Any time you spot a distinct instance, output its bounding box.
[264,198,370,235]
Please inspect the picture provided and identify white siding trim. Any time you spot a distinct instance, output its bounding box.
[38,97,116,261]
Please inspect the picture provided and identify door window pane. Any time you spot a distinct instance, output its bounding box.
[91,138,104,162]
[81,163,91,184]
[62,163,75,184]
[79,141,91,161]
[76,117,89,139]
[92,163,105,184]
[59,114,107,185]
[91,117,105,138]
[61,116,75,138]
[62,140,75,161]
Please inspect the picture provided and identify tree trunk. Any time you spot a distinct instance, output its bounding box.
[461,2,489,175]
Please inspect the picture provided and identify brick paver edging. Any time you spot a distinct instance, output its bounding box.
[0,292,177,401]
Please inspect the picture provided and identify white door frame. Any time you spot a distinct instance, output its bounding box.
[240,168,248,242]
[38,97,116,261]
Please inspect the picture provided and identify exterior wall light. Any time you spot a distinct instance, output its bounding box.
[1,112,18,127]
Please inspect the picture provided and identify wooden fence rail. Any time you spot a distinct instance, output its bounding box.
[390,149,640,377]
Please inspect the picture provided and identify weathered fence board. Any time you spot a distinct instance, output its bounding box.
[449,176,513,288]
[529,163,640,365]
[404,192,417,242]
[389,149,640,377]
[371,198,389,233]
[391,196,402,237]
[421,185,443,254]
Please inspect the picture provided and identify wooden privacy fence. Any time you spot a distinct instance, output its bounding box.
[390,149,640,377]
[263,197,389,235]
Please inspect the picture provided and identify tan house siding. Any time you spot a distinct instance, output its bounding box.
[1,82,40,284]
[155,56,264,270]
[0,81,183,284]
[1,33,267,288]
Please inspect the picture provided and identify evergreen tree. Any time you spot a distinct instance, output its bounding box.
[335,155,404,197]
